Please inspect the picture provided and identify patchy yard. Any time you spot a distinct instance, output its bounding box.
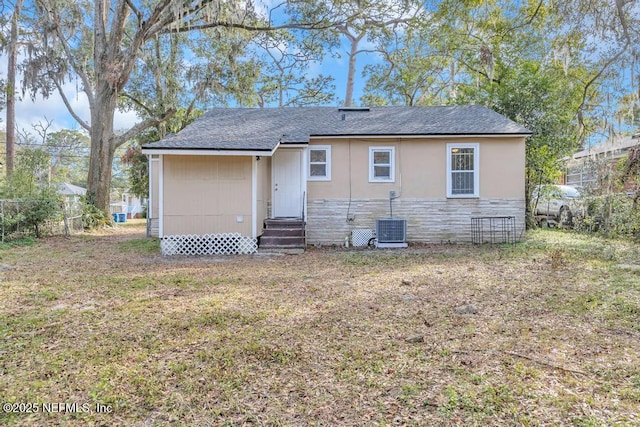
[1,223,639,426]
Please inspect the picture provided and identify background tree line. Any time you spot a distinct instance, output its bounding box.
[0,0,638,227]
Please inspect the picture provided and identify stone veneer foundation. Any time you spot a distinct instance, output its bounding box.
[306,198,525,245]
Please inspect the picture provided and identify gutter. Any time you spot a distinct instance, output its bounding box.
[141,146,279,157]
[309,133,533,139]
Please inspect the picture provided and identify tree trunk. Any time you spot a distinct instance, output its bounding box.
[87,86,117,214]
[85,0,119,215]
[344,38,359,107]
[6,0,23,175]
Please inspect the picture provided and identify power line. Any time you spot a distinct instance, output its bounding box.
[3,142,129,160]
[14,142,90,150]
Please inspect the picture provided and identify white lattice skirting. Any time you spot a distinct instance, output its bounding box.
[161,233,258,256]
[351,229,374,247]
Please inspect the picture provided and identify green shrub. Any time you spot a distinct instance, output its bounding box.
[81,199,110,229]
[0,197,62,240]
[575,194,640,241]
[0,149,65,240]
[24,196,62,237]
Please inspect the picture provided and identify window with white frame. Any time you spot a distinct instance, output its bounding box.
[308,145,331,180]
[447,143,479,197]
[369,147,395,182]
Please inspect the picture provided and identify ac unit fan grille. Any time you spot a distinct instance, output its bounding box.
[376,218,407,243]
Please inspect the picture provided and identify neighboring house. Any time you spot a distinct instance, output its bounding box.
[56,183,85,233]
[124,193,146,218]
[142,106,531,254]
[110,192,146,219]
[57,182,86,203]
[565,135,640,191]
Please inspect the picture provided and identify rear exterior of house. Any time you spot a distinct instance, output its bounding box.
[146,154,271,254]
[305,136,525,244]
[142,106,530,254]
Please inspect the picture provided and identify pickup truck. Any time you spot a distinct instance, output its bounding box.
[531,184,582,227]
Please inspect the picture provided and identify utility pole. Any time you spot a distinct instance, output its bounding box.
[6,0,24,175]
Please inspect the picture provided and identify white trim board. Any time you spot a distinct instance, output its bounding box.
[252,157,257,238]
[310,134,529,140]
[158,154,164,237]
[141,148,277,157]
[148,156,159,236]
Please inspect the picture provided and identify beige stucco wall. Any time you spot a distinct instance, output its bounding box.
[306,136,526,244]
[162,155,252,236]
[307,137,525,199]
[153,135,525,244]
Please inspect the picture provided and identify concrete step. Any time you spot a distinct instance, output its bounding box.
[259,235,306,248]
[264,218,305,229]
[261,228,305,237]
[257,248,305,255]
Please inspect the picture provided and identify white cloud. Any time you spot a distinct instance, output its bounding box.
[11,84,139,134]
[1,54,140,135]
[254,0,286,22]
[114,109,141,133]
[13,85,87,133]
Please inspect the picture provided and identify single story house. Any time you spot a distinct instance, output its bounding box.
[57,182,86,203]
[141,106,531,255]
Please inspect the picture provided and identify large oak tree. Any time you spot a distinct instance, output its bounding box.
[21,0,339,213]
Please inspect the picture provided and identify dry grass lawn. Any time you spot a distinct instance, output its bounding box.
[1,221,639,426]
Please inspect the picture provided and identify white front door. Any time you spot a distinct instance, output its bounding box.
[273,149,303,218]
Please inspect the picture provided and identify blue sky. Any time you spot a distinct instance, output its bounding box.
[0,40,378,135]
[2,0,637,143]
[0,54,140,133]
[0,0,390,135]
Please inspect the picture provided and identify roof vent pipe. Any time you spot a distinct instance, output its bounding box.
[341,113,346,121]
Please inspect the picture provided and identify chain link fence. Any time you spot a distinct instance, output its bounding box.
[0,199,84,242]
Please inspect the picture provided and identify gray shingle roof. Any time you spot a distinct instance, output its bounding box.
[57,182,86,196]
[571,136,639,159]
[142,105,531,152]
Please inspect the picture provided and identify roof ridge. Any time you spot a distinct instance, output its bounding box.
[142,105,531,152]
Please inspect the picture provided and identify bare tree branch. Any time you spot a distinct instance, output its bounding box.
[354,48,380,56]
[119,93,155,116]
[32,117,54,144]
[108,0,130,63]
[36,0,95,105]
[165,20,339,35]
[111,109,177,148]
[576,0,633,126]
[499,0,544,37]
[51,78,91,131]
[124,0,143,25]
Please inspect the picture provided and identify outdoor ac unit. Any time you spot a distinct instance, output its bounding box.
[376,218,408,248]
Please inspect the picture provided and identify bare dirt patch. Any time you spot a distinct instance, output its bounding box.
[1,225,639,425]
